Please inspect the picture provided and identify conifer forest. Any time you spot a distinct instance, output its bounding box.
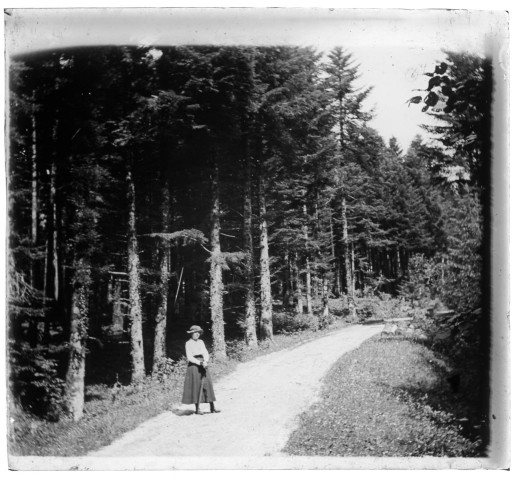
[8,44,492,429]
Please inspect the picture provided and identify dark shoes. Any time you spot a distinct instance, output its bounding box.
[195,404,220,414]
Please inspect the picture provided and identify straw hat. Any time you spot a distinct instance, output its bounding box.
[187,325,204,334]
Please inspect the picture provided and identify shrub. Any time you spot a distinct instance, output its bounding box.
[327,298,348,317]
[225,339,248,361]
[273,312,319,334]
[356,295,407,321]
[9,341,66,421]
[398,191,483,316]
[318,312,336,330]
[151,357,184,383]
[398,253,441,307]
[439,191,483,313]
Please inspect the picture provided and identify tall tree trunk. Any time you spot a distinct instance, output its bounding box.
[395,245,402,280]
[313,185,324,303]
[303,205,313,315]
[28,95,39,346]
[44,153,59,343]
[342,196,356,319]
[329,211,341,297]
[305,256,313,315]
[242,152,258,347]
[153,183,171,373]
[338,91,356,315]
[386,251,392,283]
[282,251,292,308]
[351,241,356,295]
[30,95,38,252]
[293,252,303,314]
[127,167,145,382]
[258,162,273,340]
[65,260,90,422]
[321,275,330,321]
[43,238,49,306]
[316,199,335,327]
[209,157,226,359]
[50,120,60,303]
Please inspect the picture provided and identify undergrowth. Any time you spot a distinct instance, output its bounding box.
[283,336,487,457]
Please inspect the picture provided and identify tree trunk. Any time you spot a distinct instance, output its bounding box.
[386,251,392,283]
[50,125,59,303]
[338,92,356,315]
[395,245,402,279]
[242,152,258,347]
[43,238,48,306]
[28,96,39,346]
[305,256,313,315]
[313,188,322,302]
[351,241,356,296]
[342,196,356,319]
[293,252,303,314]
[44,155,59,343]
[153,183,171,373]
[329,211,341,297]
[282,251,292,308]
[65,260,90,422]
[303,205,313,315]
[321,275,330,321]
[30,95,38,250]
[258,163,273,340]
[127,167,145,382]
[209,157,226,359]
[110,276,124,332]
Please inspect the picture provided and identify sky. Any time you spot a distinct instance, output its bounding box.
[4,8,508,151]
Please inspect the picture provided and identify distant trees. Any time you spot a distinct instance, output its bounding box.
[8,45,457,421]
[324,47,372,312]
[407,51,490,312]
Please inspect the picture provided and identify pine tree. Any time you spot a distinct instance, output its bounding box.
[209,156,227,358]
[324,47,372,310]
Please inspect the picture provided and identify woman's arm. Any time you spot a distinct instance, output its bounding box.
[200,340,210,363]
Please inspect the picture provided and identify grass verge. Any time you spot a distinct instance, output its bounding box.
[283,336,486,457]
[9,318,350,457]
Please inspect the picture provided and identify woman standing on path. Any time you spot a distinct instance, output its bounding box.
[182,325,220,415]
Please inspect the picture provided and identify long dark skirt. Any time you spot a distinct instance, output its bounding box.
[181,357,216,404]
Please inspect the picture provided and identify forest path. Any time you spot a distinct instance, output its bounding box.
[90,324,382,458]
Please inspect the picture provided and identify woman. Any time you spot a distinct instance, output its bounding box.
[181,325,220,415]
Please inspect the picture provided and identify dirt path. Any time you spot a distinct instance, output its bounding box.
[87,324,381,458]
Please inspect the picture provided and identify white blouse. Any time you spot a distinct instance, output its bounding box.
[185,338,210,365]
